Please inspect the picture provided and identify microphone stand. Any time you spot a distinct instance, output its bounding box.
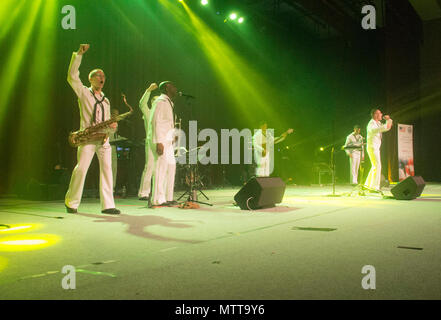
[177,94,212,206]
[326,145,342,197]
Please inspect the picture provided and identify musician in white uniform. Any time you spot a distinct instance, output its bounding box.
[344,125,364,185]
[364,108,393,191]
[65,44,120,214]
[138,83,159,200]
[252,121,293,177]
[151,81,178,206]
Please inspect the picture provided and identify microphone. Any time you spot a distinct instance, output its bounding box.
[179,91,196,99]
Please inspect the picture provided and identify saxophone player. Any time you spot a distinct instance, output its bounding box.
[64,44,121,214]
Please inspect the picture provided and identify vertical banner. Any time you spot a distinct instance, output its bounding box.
[397,124,415,181]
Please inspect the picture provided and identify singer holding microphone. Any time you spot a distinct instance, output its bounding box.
[364,108,393,192]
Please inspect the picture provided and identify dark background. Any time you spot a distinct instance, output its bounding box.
[0,0,440,196]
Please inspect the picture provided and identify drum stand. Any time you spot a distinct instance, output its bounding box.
[343,157,386,198]
[177,163,212,206]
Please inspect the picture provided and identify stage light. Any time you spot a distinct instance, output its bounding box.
[0,224,41,233]
[238,17,244,23]
[320,147,324,151]
[201,0,208,5]
[2,239,47,246]
[161,0,283,126]
[229,13,237,20]
[3,0,58,194]
[0,234,60,252]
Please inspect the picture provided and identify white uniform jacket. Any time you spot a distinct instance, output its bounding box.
[151,94,175,145]
[366,119,392,150]
[67,52,114,143]
[344,133,364,157]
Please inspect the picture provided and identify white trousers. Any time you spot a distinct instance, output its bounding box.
[152,142,176,205]
[111,146,117,190]
[65,143,115,210]
[349,152,361,184]
[255,153,270,177]
[365,147,381,190]
[138,142,155,198]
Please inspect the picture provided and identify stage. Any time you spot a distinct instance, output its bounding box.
[0,184,440,300]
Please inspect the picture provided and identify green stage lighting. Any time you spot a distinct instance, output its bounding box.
[229,13,237,20]
[201,0,208,5]
[160,0,284,126]
[238,17,244,23]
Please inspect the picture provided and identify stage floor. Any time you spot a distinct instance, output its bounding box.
[0,184,440,300]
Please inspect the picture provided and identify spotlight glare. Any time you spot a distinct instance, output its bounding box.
[201,0,208,5]
[0,234,60,252]
[320,147,324,151]
[0,224,41,233]
[229,13,237,20]
[238,17,244,23]
[0,225,32,232]
[1,239,47,246]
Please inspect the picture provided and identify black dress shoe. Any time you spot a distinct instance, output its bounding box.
[65,204,77,214]
[138,196,149,201]
[101,208,121,214]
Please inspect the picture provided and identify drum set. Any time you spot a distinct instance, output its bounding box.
[175,147,213,206]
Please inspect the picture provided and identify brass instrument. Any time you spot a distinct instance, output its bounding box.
[68,94,134,147]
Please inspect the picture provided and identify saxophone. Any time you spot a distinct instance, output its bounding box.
[68,94,134,147]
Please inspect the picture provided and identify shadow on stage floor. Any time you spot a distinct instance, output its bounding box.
[0,184,440,299]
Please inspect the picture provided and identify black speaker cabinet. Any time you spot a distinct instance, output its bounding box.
[234,177,286,210]
[391,176,425,200]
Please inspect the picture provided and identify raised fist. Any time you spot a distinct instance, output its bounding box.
[147,83,158,92]
[77,44,90,55]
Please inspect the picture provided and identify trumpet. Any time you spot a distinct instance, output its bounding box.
[68,94,133,147]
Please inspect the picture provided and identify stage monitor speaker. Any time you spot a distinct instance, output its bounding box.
[234,177,286,210]
[391,176,425,200]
